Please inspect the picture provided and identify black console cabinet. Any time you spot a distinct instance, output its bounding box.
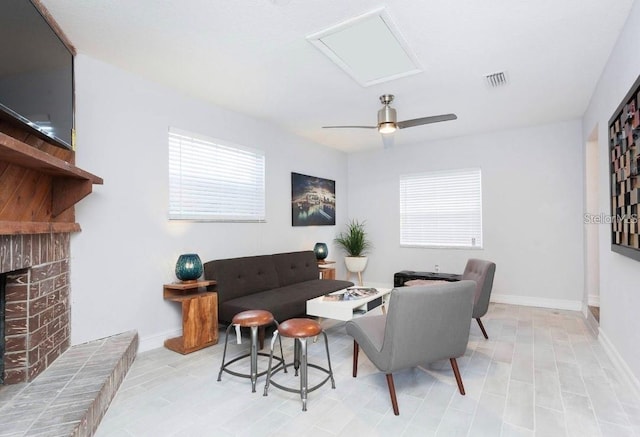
[393,270,462,287]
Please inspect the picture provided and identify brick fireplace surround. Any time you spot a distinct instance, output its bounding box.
[1,232,71,384]
[0,230,139,436]
[0,134,138,434]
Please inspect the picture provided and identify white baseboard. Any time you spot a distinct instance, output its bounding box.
[383,284,583,312]
[490,294,582,311]
[584,307,600,337]
[138,328,181,353]
[588,294,600,306]
[598,328,640,401]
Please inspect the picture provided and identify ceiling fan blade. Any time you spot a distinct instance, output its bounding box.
[322,125,377,129]
[381,133,395,149]
[397,114,457,129]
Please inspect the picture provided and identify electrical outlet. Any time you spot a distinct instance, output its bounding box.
[435,264,440,273]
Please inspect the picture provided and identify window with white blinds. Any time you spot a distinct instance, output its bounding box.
[400,168,482,248]
[168,128,265,221]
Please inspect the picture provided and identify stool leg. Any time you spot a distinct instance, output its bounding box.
[299,338,308,411]
[322,331,336,389]
[278,328,287,374]
[293,339,300,376]
[217,324,235,381]
[263,331,279,396]
[250,326,259,392]
[258,325,265,350]
[273,320,287,374]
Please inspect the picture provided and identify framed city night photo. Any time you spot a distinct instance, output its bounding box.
[291,172,335,226]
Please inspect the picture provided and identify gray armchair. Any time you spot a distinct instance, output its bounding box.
[462,259,496,339]
[345,281,475,415]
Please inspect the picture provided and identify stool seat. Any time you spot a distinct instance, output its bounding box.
[232,309,274,327]
[263,317,335,411]
[278,318,322,338]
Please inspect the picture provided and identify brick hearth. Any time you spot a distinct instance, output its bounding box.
[0,331,138,436]
[1,233,71,384]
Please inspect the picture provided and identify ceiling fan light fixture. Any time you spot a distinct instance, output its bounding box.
[378,122,397,134]
[321,93,457,146]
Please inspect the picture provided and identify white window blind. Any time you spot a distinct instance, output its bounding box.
[169,128,265,221]
[400,168,482,248]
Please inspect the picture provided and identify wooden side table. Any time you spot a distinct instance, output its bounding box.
[163,280,218,354]
[317,260,336,280]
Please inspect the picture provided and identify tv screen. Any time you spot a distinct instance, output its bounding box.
[0,0,74,150]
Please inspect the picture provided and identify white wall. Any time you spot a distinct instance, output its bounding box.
[584,136,600,307]
[582,0,640,390]
[347,120,585,309]
[71,55,349,350]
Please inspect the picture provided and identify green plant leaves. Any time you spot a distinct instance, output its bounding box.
[334,219,372,257]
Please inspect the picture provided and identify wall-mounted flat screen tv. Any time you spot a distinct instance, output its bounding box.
[0,0,74,150]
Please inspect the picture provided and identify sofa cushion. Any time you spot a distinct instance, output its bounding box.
[218,278,353,323]
[203,255,280,304]
[272,251,319,287]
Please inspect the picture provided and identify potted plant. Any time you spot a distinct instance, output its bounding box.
[334,219,372,278]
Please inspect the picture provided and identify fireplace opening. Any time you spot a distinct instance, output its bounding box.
[0,233,73,384]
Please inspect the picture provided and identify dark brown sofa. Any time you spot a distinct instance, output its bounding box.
[203,250,353,324]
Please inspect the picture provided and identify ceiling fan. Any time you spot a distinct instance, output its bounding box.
[323,94,457,148]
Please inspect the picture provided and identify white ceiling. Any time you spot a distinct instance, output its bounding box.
[41,0,635,153]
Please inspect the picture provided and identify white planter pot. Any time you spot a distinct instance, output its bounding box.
[345,256,368,273]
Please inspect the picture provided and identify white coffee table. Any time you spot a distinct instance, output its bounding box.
[306,287,391,321]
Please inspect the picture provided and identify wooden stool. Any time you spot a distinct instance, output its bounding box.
[217,310,284,392]
[263,318,335,411]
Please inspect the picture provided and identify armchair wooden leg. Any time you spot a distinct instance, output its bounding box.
[352,341,359,377]
[476,318,489,339]
[450,358,465,395]
[386,374,400,415]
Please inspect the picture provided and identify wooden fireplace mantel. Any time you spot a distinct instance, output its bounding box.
[0,132,101,182]
[0,130,103,235]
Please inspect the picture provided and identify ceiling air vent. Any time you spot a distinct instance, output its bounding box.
[485,71,508,88]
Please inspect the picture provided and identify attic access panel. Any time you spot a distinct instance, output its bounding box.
[307,9,422,87]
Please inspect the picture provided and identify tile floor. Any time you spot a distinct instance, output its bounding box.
[95,304,640,437]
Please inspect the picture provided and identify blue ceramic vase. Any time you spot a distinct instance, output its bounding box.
[175,254,203,281]
[313,242,328,260]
